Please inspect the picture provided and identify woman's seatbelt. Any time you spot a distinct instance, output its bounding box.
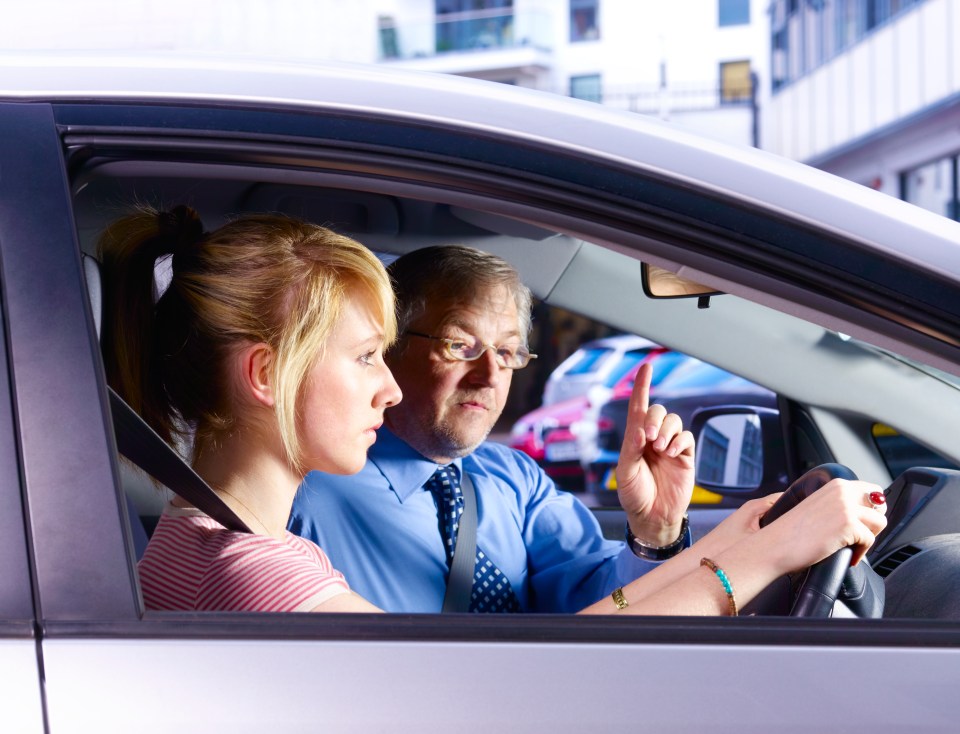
[109,387,252,533]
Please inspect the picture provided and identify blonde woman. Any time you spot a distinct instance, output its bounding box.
[99,206,399,612]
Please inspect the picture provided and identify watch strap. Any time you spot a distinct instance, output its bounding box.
[626,514,690,561]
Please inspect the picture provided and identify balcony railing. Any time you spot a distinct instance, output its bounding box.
[595,81,756,115]
[378,9,551,61]
[579,79,759,148]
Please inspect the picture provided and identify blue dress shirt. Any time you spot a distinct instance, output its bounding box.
[289,426,668,613]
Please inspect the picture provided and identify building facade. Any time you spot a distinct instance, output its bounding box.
[765,0,960,220]
[2,1,769,149]
[376,0,770,147]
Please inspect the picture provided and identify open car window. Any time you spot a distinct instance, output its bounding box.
[72,152,960,597]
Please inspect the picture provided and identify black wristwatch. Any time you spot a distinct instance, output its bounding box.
[626,515,690,561]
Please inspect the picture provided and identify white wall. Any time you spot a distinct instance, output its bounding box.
[543,0,767,145]
[554,0,768,91]
[1,0,768,88]
[0,0,391,62]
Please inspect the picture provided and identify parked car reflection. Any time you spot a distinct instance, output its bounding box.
[541,334,657,406]
[509,337,667,490]
[587,358,777,506]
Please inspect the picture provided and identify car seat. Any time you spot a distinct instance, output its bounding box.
[82,253,151,560]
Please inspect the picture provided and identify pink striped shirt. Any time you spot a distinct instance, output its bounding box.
[138,504,350,612]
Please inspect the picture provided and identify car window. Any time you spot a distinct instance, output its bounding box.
[872,423,959,477]
[649,351,687,384]
[656,361,741,391]
[59,94,960,629]
[563,347,611,375]
[601,349,649,386]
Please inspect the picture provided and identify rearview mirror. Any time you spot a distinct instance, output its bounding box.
[641,263,722,299]
[691,405,787,498]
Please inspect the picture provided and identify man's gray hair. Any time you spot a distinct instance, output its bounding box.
[388,245,533,338]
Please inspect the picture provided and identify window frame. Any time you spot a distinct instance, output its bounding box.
[0,203,36,628]
[0,101,140,629]
[719,59,753,104]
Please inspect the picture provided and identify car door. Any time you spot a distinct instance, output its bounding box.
[0,101,101,733]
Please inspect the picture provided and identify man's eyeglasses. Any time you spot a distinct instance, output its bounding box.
[405,330,537,370]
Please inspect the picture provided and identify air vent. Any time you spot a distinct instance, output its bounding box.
[873,544,922,577]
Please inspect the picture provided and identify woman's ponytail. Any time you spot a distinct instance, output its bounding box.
[98,205,204,446]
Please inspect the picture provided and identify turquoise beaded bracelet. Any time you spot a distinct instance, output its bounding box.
[700,557,738,616]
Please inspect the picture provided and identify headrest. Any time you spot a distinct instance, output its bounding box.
[82,253,102,339]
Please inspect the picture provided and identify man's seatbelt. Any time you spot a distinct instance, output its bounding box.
[442,472,477,612]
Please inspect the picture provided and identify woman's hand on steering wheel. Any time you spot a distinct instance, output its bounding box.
[699,466,890,618]
[695,494,784,559]
[765,477,888,573]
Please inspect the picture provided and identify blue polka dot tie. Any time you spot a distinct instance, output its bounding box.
[426,465,520,613]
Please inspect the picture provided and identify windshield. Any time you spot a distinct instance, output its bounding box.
[846,335,960,390]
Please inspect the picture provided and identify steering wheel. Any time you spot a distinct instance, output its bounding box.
[742,463,885,618]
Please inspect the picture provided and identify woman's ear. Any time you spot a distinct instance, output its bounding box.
[238,342,276,408]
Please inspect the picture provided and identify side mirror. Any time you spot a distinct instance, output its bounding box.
[641,263,722,299]
[690,406,788,499]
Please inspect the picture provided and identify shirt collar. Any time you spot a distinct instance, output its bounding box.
[369,425,464,503]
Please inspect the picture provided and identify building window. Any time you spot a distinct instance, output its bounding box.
[719,60,752,103]
[435,0,514,54]
[698,424,729,484]
[570,0,599,42]
[902,155,960,221]
[378,16,400,59]
[570,74,602,103]
[718,0,750,27]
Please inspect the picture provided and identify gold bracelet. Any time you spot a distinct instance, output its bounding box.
[700,558,738,616]
[611,586,628,611]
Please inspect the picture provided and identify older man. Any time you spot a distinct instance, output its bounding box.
[289,245,693,613]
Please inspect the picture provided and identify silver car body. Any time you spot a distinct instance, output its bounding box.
[1,54,959,731]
